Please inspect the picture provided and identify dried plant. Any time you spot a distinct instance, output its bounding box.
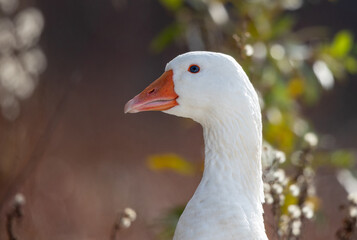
[0,0,46,120]
[110,207,137,240]
[6,193,25,240]
[336,193,357,240]
[262,134,317,240]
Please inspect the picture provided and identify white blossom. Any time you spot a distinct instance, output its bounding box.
[15,8,44,48]
[279,194,285,205]
[267,107,282,124]
[280,214,289,224]
[279,214,289,235]
[293,118,308,136]
[0,5,46,120]
[282,176,289,186]
[0,19,16,53]
[270,44,285,60]
[288,205,301,219]
[14,193,25,205]
[0,0,18,14]
[292,219,302,236]
[348,193,357,204]
[244,44,254,57]
[304,132,318,147]
[273,169,286,183]
[123,207,137,222]
[208,1,229,25]
[291,151,302,165]
[349,206,357,218]
[313,60,334,90]
[307,185,316,196]
[282,0,303,11]
[119,217,131,228]
[265,193,274,204]
[302,203,314,219]
[272,182,283,195]
[289,184,300,197]
[263,182,271,193]
[20,47,47,76]
[252,42,267,60]
[303,167,315,178]
[276,150,286,164]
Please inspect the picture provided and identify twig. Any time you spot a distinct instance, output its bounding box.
[336,194,357,240]
[110,208,136,240]
[336,217,357,240]
[6,193,25,240]
[110,221,120,240]
[287,148,312,240]
[263,143,316,240]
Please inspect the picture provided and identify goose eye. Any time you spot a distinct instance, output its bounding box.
[188,65,200,73]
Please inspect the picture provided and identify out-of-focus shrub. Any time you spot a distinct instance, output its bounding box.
[148,0,357,239]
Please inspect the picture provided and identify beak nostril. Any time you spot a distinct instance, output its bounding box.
[148,88,156,95]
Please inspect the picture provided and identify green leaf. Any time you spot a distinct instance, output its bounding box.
[281,192,298,215]
[269,81,293,109]
[300,64,321,105]
[313,150,355,168]
[330,150,355,168]
[330,30,354,58]
[352,45,357,56]
[150,23,183,53]
[158,206,185,240]
[271,15,295,38]
[345,56,357,74]
[159,0,183,11]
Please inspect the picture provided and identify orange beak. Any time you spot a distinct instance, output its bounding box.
[124,70,178,113]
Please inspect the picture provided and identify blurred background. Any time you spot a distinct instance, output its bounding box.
[0,0,357,239]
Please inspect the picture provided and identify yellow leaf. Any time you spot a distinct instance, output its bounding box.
[305,196,320,211]
[147,153,196,176]
[281,192,298,215]
[288,78,305,98]
[264,119,295,154]
[330,30,353,58]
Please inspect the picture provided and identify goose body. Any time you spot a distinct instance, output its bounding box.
[125,51,268,240]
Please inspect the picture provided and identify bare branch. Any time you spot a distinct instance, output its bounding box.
[110,208,137,240]
[6,193,25,240]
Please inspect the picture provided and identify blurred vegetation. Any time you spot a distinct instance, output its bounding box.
[147,0,357,239]
[0,2,46,121]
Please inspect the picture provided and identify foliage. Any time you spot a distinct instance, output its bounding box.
[156,206,185,240]
[0,2,46,120]
[152,0,357,155]
[149,0,357,239]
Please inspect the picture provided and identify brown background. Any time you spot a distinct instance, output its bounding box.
[1,0,357,239]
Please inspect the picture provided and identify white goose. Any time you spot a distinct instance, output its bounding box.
[124,51,268,240]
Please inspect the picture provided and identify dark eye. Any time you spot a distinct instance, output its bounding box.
[188,65,200,73]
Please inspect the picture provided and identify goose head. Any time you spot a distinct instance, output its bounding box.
[124,51,260,127]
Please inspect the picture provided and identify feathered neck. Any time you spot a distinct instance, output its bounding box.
[173,108,267,240]
[200,110,264,208]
